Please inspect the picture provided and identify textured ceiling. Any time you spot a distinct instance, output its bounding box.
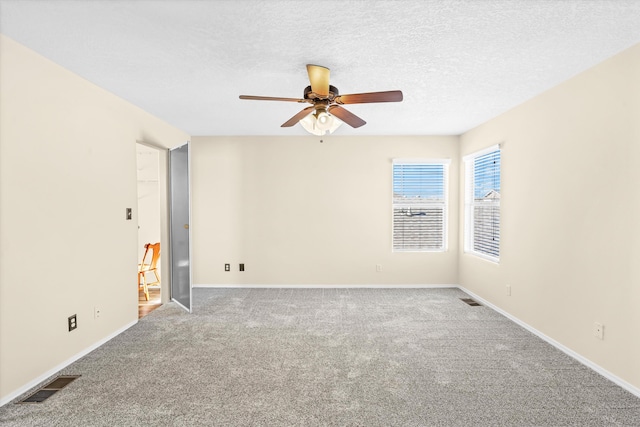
[1,0,639,136]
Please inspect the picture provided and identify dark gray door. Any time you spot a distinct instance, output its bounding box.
[169,142,191,312]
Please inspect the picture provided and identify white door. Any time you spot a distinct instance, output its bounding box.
[169,142,191,312]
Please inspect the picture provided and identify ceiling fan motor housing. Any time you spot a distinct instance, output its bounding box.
[304,85,339,101]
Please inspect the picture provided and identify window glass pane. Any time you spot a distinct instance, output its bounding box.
[473,204,500,257]
[393,207,444,250]
[474,151,501,199]
[393,164,444,203]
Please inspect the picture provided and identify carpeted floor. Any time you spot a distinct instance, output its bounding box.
[1,287,639,426]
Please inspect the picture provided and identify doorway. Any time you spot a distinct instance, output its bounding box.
[136,143,162,317]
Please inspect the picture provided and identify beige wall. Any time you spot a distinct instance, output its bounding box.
[459,43,640,390]
[191,136,460,285]
[0,35,189,402]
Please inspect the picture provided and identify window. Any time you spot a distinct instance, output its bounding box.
[392,159,449,252]
[464,146,501,261]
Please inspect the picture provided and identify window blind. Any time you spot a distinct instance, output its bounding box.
[392,161,448,251]
[464,147,501,260]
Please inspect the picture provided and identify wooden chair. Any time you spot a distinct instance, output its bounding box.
[138,242,160,301]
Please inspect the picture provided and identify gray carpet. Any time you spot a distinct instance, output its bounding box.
[1,287,639,426]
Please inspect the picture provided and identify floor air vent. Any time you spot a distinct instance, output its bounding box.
[17,375,81,404]
[460,298,481,306]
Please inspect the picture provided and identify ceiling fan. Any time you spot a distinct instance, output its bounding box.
[239,64,403,135]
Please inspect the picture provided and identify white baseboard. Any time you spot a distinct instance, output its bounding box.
[0,319,138,407]
[194,283,458,289]
[458,286,640,399]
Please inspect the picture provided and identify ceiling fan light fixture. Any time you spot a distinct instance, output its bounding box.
[315,110,332,130]
[299,108,342,135]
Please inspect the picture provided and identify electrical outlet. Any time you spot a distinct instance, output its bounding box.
[376,264,383,272]
[224,263,230,272]
[94,307,101,319]
[506,284,511,296]
[594,322,604,340]
[68,314,77,331]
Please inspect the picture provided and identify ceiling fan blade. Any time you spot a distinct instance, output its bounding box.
[239,95,306,102]
[306,64,330,97]
[328,105,366,128]
[281,106,315,127]
[334,90,403,104]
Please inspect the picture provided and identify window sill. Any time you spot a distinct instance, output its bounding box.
[463,251,499,264]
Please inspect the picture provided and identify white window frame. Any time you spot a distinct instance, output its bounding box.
[463,145,501,263]
[392,158,450,252]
